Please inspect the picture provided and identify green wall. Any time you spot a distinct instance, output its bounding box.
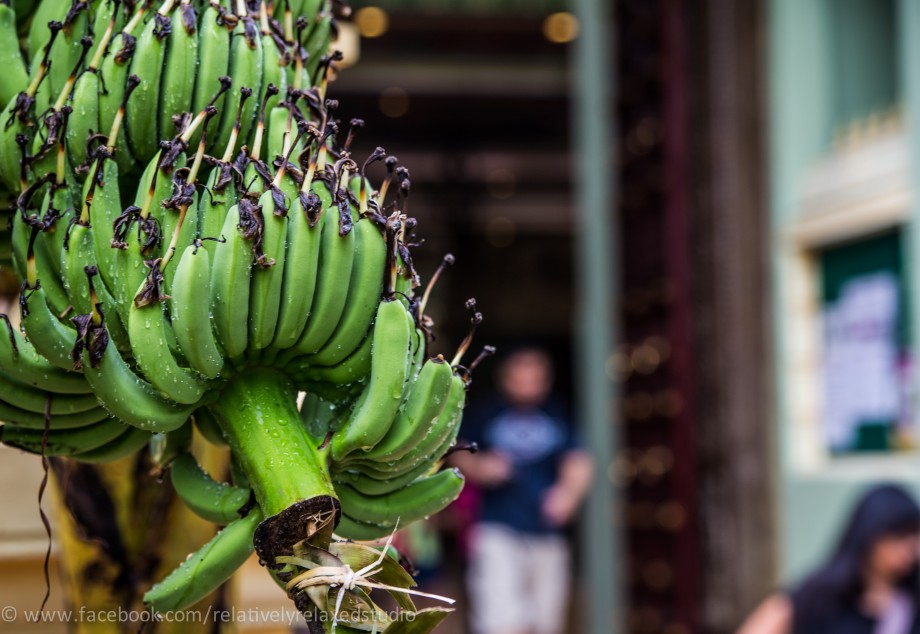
[768,0,916,583]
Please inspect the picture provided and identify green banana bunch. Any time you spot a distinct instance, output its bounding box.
[0,1,491,629]
[0,0,341,193]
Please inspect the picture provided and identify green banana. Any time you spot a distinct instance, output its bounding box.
[158,0,198,144]
[66,70,101,171]
[88,156,123,300]
[270,150,325,351]
[0,2,29,110]
[303,12,332,83]
[170,451,251,524]
[330,298,413,461]
[26,0,63,60]
[306,215,386,366]
[171,243,225,379]
[0,418,130,457]
[13,209,70,316]
[0,400,108,430]
[333,459,441,498]
[0,315,91,393]
[38,176,74,282]
[97,3,148,171]
[197,164,236,257]
[144,507,263,613]
[362,357,453,463]
[65,2,120,170]
[0,22,58,191]
[187,2,229,150]
[343,422,459,485]
[71,425,151,463]
[20,283,79,370]
[127,276,207,405]
[284,183,356,359]
[113,148,179,320]
[334,513,396,542]
[159,181,200,305]
[350,374,466,477]
[82,337,195,432]
[61,171,130,350]
[212,6,262,157]
[264,103,291,166]
[86,0,122,65]
[127,126,210,405]
[125,1,172,160]
[334,469,464,532]
[210,202,254,360]
[254,7,286,158]
[247,168,292,352]
[43,2,89,116]
[0,370,98,415]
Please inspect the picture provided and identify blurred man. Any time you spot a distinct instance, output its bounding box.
[453,347,594,634]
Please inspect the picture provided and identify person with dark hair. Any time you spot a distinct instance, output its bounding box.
[451,346,594,634]
[740,484,920,634]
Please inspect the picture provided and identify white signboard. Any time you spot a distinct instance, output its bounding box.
[822,272,901,452]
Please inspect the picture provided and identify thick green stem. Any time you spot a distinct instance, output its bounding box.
[209,369,338,565]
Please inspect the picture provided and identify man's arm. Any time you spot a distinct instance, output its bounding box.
[451,450,513,488]
[541,449,595,527]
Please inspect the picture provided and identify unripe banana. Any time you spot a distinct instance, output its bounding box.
[98,4,148,171]
[289,326,373,388]
[71,425,151,463]
[0,315,91,394]
[247,181,290,352]
[0,369,98,415]
[88,157,124,300]
[128,277,207,405]
[307,216,387,366]
[158,1,199,145]
[0,400,109,430]
[333,458,439,498]
[0,2,29,111]
[334,469,465,535]
[66,3,120,170]
[209,203,253,360]
[20,283,80,370]
[330,298,413,461]
[144,507,263,613]
[172,243,225,378]
[0,418,130,457]
[187,2,229,150]
[212,8,262,156]
[271,179,325,350]
[125,4,171,160]
[43,3,89,115]
[284,184,356,358]
[171,451,251,524]
[362,357,453,463]
[83,338,195,433]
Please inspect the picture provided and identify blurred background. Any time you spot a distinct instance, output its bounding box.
[5,0,920,632]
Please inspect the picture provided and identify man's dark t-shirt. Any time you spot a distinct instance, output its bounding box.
[461,396,577,535]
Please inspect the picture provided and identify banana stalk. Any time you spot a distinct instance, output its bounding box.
[207,368,338,565]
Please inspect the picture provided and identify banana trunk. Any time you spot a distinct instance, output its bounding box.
[50,447,236,634]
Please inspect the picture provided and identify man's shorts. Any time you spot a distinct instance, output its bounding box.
[466,522,571,634]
